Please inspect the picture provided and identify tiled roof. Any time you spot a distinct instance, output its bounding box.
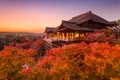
[69,11,114,25]
[44,27,55,33]
[56,20,94,32]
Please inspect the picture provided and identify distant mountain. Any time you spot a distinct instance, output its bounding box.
[0,32,44,36]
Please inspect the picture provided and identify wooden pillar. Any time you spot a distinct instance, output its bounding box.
[62,32,64,40]
[61,32,64,40]
[60,32,62,38]
[63,32,65,40]
[57,32,59,39]
[73,32,75,41]
[79,32,80,40]
[66,32,68,41]
[68,32,70,41]
[57,32,58,39]
[60,32,62,39]
[70,32,72,41]
[69,32,71,41]
[71,32,74,40]
[59,32,61,40]
[64,32,66,39]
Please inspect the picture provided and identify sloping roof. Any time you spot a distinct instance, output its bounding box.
[44,27,55,33]
[45,11,116,33]
[69,11,114,25]
[56,20,94,32]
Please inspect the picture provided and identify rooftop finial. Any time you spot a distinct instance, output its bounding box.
[89,10,92,13]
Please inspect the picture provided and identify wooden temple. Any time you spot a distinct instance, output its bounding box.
[44,11,116,41]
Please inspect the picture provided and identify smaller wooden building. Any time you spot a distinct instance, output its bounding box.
[44,27,56,38]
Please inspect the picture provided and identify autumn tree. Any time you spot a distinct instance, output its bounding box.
[25,42,120,80]
[81,32,116,43]
[0,46,35,80]
[31,38,45,60]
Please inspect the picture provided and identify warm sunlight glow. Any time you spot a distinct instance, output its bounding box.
[0,0,120,33]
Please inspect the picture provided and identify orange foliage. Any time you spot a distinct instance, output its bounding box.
[31,38,44,49]
[16,40,34,49]
[81,32,116,43]
[0,46,35,79]
[31,42,120,79]
[1,41,120,79]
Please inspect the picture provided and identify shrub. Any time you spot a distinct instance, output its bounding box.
[27,42,120,80]
[81,32,116,43]
[0,46,35,79]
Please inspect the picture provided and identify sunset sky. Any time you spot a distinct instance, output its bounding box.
[0,0,120,33]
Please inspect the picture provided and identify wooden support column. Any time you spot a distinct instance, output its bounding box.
[64,32,66,39]
[63,32,65,39]
[57,32,59,39]
[62,32,64,39]
[71,32,73,41]
[59,32,61,38]
[68,32,70,41]
[79,32,80,40]
[60,32,62,38]
[73,32,75,41]
[62,32,63,39]
[79,32,80,37]
[66,32,68,41]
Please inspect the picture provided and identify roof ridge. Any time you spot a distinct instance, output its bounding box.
[62,20,76,24]
[69,11,112,24]
[90,12,109,23]
[89,11,92,19]
[71,11,92,20]
[46,27,55,29]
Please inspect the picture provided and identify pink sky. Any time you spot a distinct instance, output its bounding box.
[0,6,61,33]
[0,0,120,33]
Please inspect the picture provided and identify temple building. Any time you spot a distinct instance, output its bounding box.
[44,11,116,41]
